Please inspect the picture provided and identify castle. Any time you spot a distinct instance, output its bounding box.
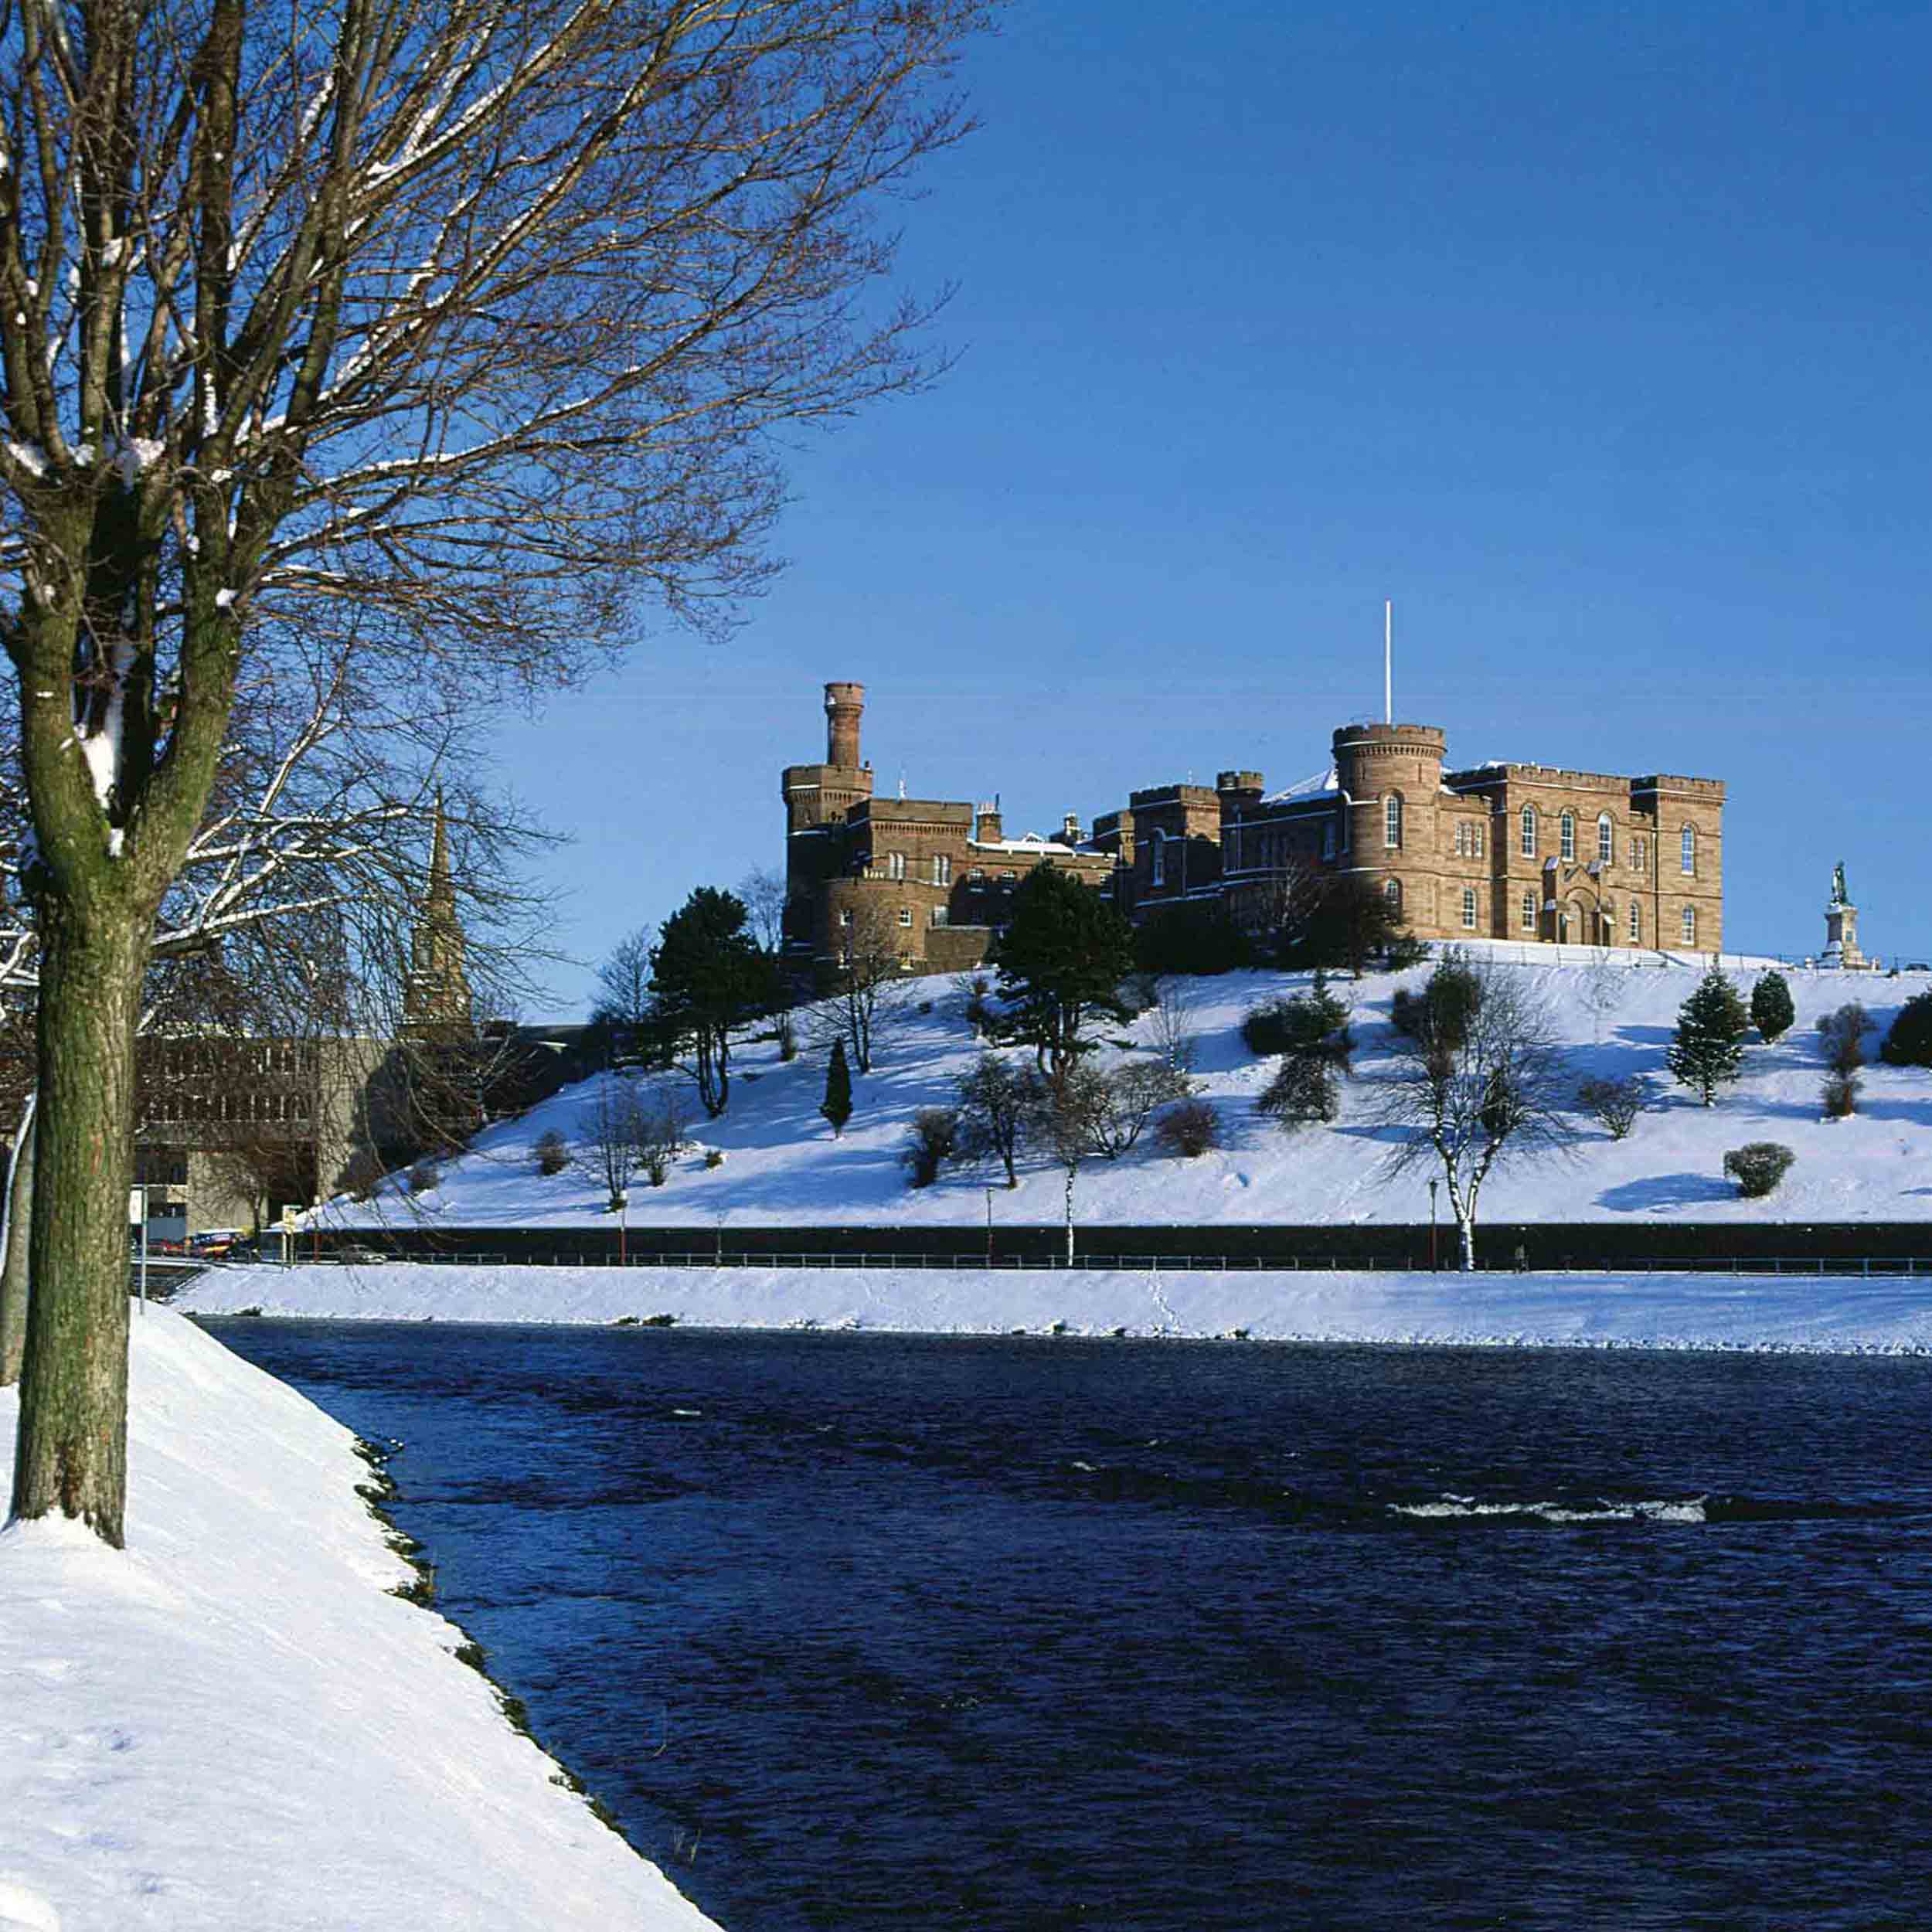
[783,682,1726,974]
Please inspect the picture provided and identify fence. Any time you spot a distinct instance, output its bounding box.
[232,1250,1932,1278]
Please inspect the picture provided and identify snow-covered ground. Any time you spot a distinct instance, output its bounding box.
[332,949,1932,1233]
[0,1311,720,1932]
[179,1260,1932,1353]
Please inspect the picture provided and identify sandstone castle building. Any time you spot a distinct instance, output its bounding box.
[782,682,1724,974]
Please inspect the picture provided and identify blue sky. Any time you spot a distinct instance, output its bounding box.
[488,2,1932,1016]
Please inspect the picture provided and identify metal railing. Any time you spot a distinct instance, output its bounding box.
[244,1250,1932,1277]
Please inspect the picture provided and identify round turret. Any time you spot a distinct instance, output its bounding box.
[1332,723,1448,921]
[825,681,866,770]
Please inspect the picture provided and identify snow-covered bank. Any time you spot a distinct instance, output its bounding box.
[180,1260,1932,1354]
[0,1311,721,1932]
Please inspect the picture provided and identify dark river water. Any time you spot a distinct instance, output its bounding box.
[205,1319,1932,1931]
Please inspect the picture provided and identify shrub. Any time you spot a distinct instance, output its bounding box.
[1154,1097,1220,1158]
[1082,1060,1195,1158]
[902,1107,959,1188]
[1816,1002,1870,1077]
[774,1012,799,1062]
[1257,1053,1339,1127]
[534,1130,569,1176]
[1822,1073,1859,1120]
[406,1158,441,1195]
[1723,1142,1794,1198]
[1882,991,1932,1066]
[702,1147,726,1171]
[1243,978,1353,1063]
[1750,971,1795,1044]
[1391,956,1481,1050]
[1576,1074,1648,1141]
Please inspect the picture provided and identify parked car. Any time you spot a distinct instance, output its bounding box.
[336,1243,388,1264]
[188,1228,247,1259]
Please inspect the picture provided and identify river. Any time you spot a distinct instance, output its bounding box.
[206,1319,1932,1930]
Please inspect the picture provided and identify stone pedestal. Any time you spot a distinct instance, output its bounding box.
[1824,900,1862,970]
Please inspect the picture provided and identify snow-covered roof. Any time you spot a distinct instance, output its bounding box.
[1260,767,1338,806]
[970,832,1077,855]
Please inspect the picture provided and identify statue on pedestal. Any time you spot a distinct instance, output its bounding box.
[1830,860,1849,909]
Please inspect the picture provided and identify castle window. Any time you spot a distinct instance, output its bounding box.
[1597,815,1614,866]
[1385,793,1403,849]
[1520,805,1536,858]
[1681,904,1696,946]
[1628,902,1641,944]
[1384,878,1403,913]
[887,851,906,881]
[1631,835,1646,872]
[930,905,948,927]
[1560,813,1576,862]
[1472,823,1483,859]
[1521,890,1536,933]
[1681,825,1696,876]
[1150,832,1165,887]
[1461,886,1478,930]
[898,906,913,928]
[1322,820,1336,861]
[933,854,951,886]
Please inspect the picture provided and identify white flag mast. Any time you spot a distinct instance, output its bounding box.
[1383,600,1393,724]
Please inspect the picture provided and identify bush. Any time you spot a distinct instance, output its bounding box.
[406,1158,441,1195]
[1816,1002,1870,1077]
[902,1107,959,1188]
[1083,1060,1195,1158]
[1576,1074,1648,1141]
[1723,1142,1794,1199]
[774,1011,799,1062]
[1750,971,1795,1043]
[702,1147,726,1170]
[1243,978,1353,1063]
[1257,1053,1339,1127]
[1822,1073,1860,1120]
[1154,1097,1220,1158]
[1391,956,1481,1050]
[534,1130,569,1176]
[1882,991,1932,1066]
[1133,902,1253,976]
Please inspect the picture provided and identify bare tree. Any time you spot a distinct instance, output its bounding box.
[592,925,655,1060]
[1081,1060,1194,1158]
[573,1077,648,1210]
[1362,958,1575,1270]
[737,867,794,960]
[1147,976,1202,1075]
[804,900,911,1073]
[635,1083,689,1189]
[1027,1062,1111,1267]
[954,1052,1042,1189]
[0,0,991,1544]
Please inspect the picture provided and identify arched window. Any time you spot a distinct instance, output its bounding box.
[1681,904,1696,946]
[1385,792,1403,849]
[1681,824,1696,875]
[887,850,905,881]
[1560,812,1576,862]
[1521,890,1536,933]
[1597,814,1614,865]
[1520,805,1536,858]
[1150,831,1165,887]
[1384,878,1403,913]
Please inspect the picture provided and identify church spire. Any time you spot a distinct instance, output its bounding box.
[403,786,473,1036]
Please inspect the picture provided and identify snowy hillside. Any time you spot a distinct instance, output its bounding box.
[333,947,1932,1231]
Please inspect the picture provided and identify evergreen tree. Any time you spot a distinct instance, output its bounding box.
[647,887,774,1117]
[1750,971,1795,1044]
[992,865,1136,1082]
[1666,968,1750,1106]
[821,1038,854,1138]
[1881,991,1932,1067]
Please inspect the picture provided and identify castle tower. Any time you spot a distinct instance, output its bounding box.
[825,680,865,768]
[1332,722,1447,925]
[402,788,474,1036]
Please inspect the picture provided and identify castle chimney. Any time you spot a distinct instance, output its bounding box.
[1061,811,1083,845]
[976,799,1003,844]
[825,680,865,769]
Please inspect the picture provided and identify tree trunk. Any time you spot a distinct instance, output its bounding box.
[1458,1212,1476,1273]
[1063,1168,1076,1266]
[9,910,148,1547]
[0,1098,35,1386]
